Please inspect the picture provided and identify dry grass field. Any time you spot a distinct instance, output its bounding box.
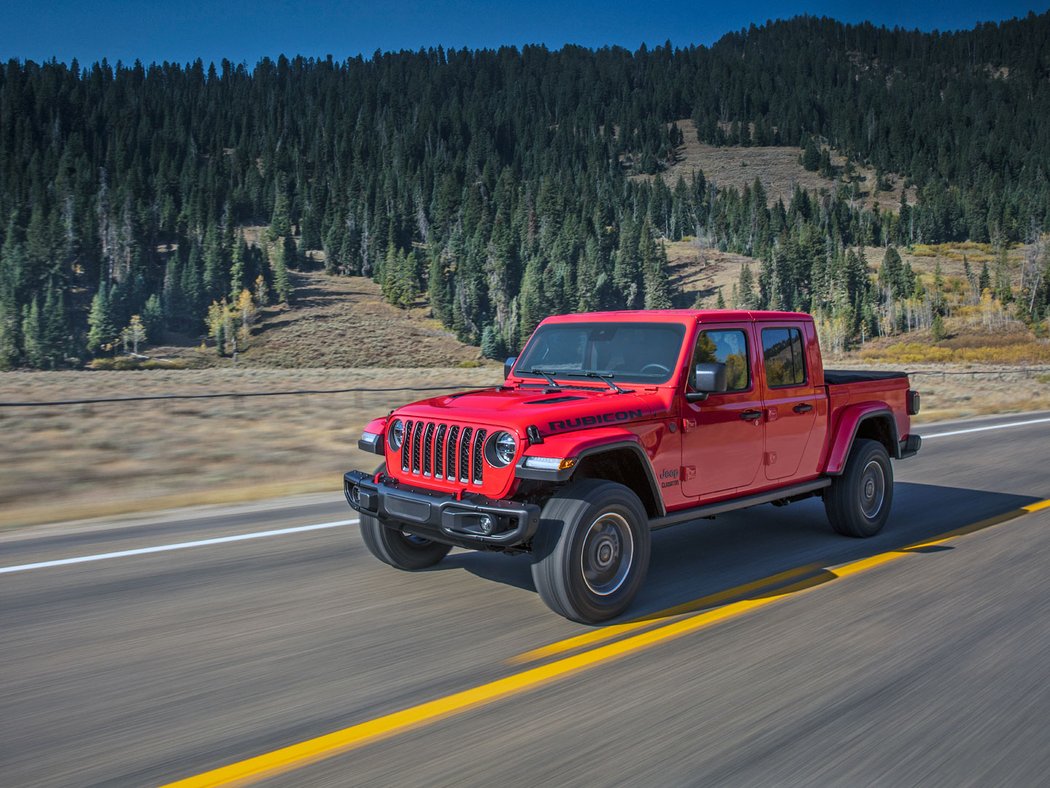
[3,360,1047,530]
[0,366,501,528]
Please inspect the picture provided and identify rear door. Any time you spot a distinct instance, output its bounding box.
[759,324,820,480]
[681,323,765,497]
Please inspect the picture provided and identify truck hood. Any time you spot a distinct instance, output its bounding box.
[394,385,667,437]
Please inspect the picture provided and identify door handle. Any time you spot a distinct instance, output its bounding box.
[793,403,813,414]
[740,409,763,422]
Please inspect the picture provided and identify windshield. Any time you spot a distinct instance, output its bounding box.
[514,322,686,385]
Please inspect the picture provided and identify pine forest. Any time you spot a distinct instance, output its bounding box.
[1,12,1049,368]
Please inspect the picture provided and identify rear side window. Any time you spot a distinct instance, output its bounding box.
[693,329,750,391]
[762,327,807,388]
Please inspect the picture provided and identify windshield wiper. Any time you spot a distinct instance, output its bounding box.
[529,369,563,390]
[566,371,628,393]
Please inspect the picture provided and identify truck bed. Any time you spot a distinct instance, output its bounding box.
[824,369,908,386]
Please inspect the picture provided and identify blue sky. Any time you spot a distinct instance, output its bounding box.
[0,1,1045,67]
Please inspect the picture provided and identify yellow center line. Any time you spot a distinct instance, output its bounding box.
[509,562,822,664]
[164,498,1049,788]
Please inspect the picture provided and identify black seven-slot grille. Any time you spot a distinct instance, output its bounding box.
[401,420,488,484]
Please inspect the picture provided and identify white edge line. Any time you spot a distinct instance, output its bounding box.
[0,519,359,575]
[920,416,1050,440]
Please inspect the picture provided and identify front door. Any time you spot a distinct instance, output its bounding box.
[681,325,765,498]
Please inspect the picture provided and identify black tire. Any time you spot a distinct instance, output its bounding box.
[358,462,452,570]
[531,479,651,623]
[824,438,893,538]
[359,513,452,570]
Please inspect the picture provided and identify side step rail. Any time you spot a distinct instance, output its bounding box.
[649,478,832,531]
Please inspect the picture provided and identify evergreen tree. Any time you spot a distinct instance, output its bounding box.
[613,219,642,309]
[802,138,821,172]
[269,182,293,240]
[480,324,503,359]
[0,230,23,368]
[819,148,834,178]
[931,260,947,315]
[270,242,292,304]
[229,235,248,299]
[640,223,672,309]
[518,257,545,338]
[181,246,204,323]
[979,260,992,293]
[427,252,452,324]
[738,264,757,308]
[87,282,117,354]
[202,223,225,300]
[41,282,68,367]
[21,299,43,368]
[142,294,163,341]
[931,313,947,341]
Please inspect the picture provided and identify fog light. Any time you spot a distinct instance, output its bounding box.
[349,485,361,507]
[479,515,495,535]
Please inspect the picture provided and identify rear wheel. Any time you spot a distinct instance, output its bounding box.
[531,479,651,623]
[824,438,893,538]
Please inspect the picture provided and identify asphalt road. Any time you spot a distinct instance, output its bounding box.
[2,412,1049,787]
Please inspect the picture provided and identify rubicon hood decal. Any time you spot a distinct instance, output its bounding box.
[548,409,645,432]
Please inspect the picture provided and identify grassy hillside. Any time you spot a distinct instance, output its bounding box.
[145,270,486,369]
[665,241,759,307]
[242,271,484,368]
[640,120,915,213]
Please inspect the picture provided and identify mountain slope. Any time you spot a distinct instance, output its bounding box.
[242,272,484,368]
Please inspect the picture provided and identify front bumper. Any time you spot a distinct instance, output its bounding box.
[343,470,541,549]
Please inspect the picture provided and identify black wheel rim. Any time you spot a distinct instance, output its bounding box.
[860,460,886,519]
[580,512,634,596]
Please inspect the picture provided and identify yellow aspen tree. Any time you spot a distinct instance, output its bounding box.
[121,314,147,355]
[236,289,256,348]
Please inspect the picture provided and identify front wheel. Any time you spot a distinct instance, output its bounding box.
[824,438,894,538]
[531,480,651,623]
[359,513,452,570]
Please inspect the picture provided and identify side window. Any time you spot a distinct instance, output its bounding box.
[693,329,750,392]
[762,327,807,388]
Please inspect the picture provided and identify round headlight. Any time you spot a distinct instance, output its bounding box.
[389,419,405,451]
[487,431,517,467]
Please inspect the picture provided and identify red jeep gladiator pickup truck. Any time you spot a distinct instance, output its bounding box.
[345,310,921,623]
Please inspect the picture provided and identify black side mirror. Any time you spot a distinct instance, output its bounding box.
[504,356,517,379]
[686,362,727,402]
